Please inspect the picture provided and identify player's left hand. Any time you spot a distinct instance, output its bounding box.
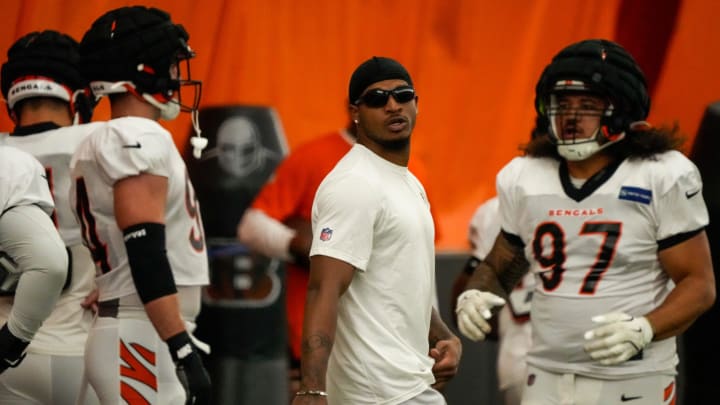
[583,312,653,365]
[430,335,462,391]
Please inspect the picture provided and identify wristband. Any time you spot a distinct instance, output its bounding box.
[296,390,328,397]
[462,256,481,275]
[165,330,193,362]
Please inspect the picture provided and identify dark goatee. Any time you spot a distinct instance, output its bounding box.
[377,137,410,151]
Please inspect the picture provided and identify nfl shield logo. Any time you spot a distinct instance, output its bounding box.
[320,227,333,241]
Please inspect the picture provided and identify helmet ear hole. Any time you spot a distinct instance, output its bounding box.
[602,113,628,137]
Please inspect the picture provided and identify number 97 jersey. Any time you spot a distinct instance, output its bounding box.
[70,117,209,302]
[497,150,708,378]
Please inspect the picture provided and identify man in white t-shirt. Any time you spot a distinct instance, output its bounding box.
[0,29,100,404]
[456,39,715,405]
[292,56,461,405]
[0,146,68,381]
[70,6,211,404]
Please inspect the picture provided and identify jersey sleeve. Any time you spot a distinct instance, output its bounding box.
[0,147,54,216]
[654,152,709,241]
[309,173,381,271]
[93,121,172,183]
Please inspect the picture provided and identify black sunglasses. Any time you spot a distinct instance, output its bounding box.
[354,86,416,108]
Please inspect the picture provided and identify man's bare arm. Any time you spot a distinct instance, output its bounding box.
[465,231,529,301]
[296,255,354,393]
[428,307,461,390]
[455,231,531,341]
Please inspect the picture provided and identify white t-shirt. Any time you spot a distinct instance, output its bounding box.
[310,144,436,405]
[2,123,100,245]
[497,151,708,379]
[2,124,100,355]
[70,117,209,302]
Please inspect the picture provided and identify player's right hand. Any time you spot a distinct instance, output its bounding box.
[166,331,212,404]
[455,289,505,341]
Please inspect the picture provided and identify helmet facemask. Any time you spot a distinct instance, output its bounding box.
[534,39,652,161]
[545,80,624,161]
[140,52,202,119]
[151,51,206,158]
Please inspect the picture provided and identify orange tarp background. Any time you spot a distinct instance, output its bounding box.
[2,0,720,250]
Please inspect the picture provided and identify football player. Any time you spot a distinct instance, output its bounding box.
[456,39,715,405]
[0,30,99,404]
[71,6,211,404]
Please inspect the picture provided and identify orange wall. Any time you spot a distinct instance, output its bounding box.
[3,0,720,250]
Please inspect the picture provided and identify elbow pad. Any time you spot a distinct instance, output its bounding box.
[123,223,177,304]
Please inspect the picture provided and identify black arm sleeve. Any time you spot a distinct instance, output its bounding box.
[123,223,177,304]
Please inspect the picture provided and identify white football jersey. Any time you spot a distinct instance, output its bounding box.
[497,151,707,379]
[70,117,209,302]
[2,124,101,355]
[2,123,101,245]
[469,197,500,260]
[0,145,54,215]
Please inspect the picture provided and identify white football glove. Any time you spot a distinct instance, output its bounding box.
[583,312,653,365]
[455,289,506,342]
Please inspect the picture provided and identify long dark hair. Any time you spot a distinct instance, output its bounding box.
[522,124,686,161]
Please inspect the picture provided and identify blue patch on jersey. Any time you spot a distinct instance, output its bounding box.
[618,186,652,205]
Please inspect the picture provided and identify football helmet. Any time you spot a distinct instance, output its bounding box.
[1,30,93,123]
[80,6,206,157]
[534,39,650,160]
